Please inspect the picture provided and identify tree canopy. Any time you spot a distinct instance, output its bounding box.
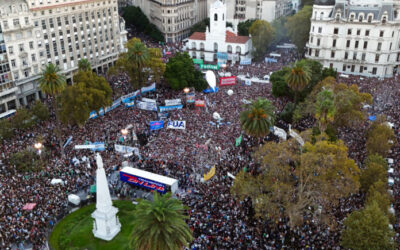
[249,20,275,59]
[360,154,388,192]
[285,5,312,54]
[232,133,360,227]
[164,52,207,91]
[238,19,256,36]
[315,89,335,132]
[58,71,112,126]
[239,98,275,138]
[366,119,395,157]
[190,18,210,34]
[131,192,193,250]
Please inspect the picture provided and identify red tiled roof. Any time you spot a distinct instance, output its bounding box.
[188,32,206,41]
[225,31,249,44]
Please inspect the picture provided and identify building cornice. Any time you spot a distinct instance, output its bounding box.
[29,0,102,11]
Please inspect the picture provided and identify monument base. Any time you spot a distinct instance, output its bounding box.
[91,206,121,241]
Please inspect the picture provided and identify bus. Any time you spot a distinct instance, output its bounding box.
[120,167,178,194]
[0,109,16,120]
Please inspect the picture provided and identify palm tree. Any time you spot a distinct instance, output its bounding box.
[127,39,149,87]
[78,58,91,71]
[131,192,193,250]
[240,98,275,138]
[315,89,336,133]
[38,63,66,153]
[285,61,312,104]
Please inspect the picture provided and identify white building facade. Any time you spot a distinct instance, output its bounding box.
[306,0,400,78]
[0,0,127,115]
[128,0,208,42]
[185,0,252,63]
[220,0,299,23]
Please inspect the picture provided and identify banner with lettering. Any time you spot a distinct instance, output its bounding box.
[150,121,164,131]
[195,100,205,107]
[121,90,140,103]
[165,99,182,106]
[167,121,186,130]
[137,101,158,111]
[186,93,195,103]
[193,59,203,64]
[115,144,140,155]
[141,82,156,93]
[120,172,166,193]
[142,98,156,103]
[240,58,252,65]
[219,76,237,86]
[159,105,183,112]
[200,64,219,70]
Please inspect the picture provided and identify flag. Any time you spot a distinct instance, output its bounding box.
[235,135,242,146]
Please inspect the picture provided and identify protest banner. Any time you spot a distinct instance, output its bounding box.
[200,64,219,70]
[195,100,205,107]
[167,121,186,130]
[235,135,242,147]
[219,76,237,86]
[186,93,195,103]
[193,59,203,64]
[165,99,182,106]
[159,105,183,112]
[141,82,156,93]
[115,144,140,156]
[125,100,135,107]
[150,121,164,131]
[63,136,73,149]
[204,166,216,181]
[240,58,252,65]
[142,97,156,103]
[137,101,158,111]
[89,110,98,119]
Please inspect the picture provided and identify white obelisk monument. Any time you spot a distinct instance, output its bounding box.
[92,153,121,240]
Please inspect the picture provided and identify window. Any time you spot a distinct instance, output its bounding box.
[317,38,320,46]
[358,14,363,22]
[342,64,346,71]
[332,39,336,47]
[372,67,377,74]
[362,53,366,61]
[357,29,361,35]
[310,36,313,43]
[355,41,359,49]
[365,30,370,36]
[368,15,372,23]
[19,44,24,52]
[315,49,319,57]
[11,60,16,67]
[348,29,352,35]
[353,52,357,60]
[13,19,20,26]
[363,41,368,49]
[360,66,363,73]
[333,28,338,34]
[390,42,392,50]
[331,51,335,58]
[25,17,29,25]
[318,27,322,33]
[3,21,8,29]
[375,54,380,62]
[377,42,382,51]
[31,54,36,62]
[351,65,355,72]
[214,13,218,21]
[380,30,384,37]
[8,46,13,54]
[346,40,350,48]
[344,52,348,59]
[29,41,34,49]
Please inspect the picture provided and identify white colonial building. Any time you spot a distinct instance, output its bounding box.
[185,0,252,63]
[0,0,127,115]
[306,0,400,78]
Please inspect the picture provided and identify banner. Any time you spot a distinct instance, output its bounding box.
[195,100,205,107]
[141,83,156,93]
[125,100,135,107]
[120,172,166,193]
[245,79,252,86]
[159,105,183,112]
[200,64,219,70]
[203,87,218,93]
[137,101,157,111]
[63,136,73,149]
[98,108,105,116]
[142,98,156,103]
[220,76,237,86]
[186,93,195,103]
[74,142,105,151]
[265,57,278,63]
[150,121,164,131]
[106,97,121,113]
[204,166,216,181]
[121,90,140,103]
[240,58,252,65]
[115,144,140,155]
[193,59,203,64]
[167,121,186,130]
[217,52,228,60]
[165,99,181,106]
[89,111,98,119]
[235,135,242,147]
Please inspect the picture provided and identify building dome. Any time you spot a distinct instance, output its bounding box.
[315,0,335,5]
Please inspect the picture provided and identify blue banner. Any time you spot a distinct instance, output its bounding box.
[89,110,98,119]
[91,142,105,151]
[141,83,156,94]
[203,87,219,93]
[217,52,228,60]
[125,100,135,107]
[158,104,183,112]
[120,171,166,193]
[150,121,164,131]
[240,58,252,65]
[121,90,140,101]
[265,57,278,63]
[98,108,105,116]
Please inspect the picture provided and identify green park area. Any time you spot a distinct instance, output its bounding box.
[49,200,135,250]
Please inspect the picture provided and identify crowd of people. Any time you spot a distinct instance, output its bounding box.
[0,31,399,249]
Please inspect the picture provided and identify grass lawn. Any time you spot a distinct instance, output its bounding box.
[49,200,135,250]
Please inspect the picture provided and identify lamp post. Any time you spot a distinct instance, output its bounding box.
[121,129,128,143]
[34,142,42,159]
[183,87,190,108]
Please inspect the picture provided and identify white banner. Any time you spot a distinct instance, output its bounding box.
[137,101,157,111]
[115,144,140,156]
[167,121,186,130]
[142,98,157,103]
[165,99,182,106]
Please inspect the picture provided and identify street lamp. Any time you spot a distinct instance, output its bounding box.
[183,87,190,94]
[34,142,42,156]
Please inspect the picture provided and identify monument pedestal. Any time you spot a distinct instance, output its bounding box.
[92,206,121,241]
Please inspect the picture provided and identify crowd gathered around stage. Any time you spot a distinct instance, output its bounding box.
[0,34,400,249]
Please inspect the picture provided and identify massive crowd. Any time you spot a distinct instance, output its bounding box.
[0,33,399,249]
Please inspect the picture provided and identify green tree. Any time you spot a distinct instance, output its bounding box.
[271,67,293,98]
[78,58,92,71]
[285,5,312,54]
[271,17,288,45]
[31,100,50,121]
[164,52,207,91]
[341,201,395,250]
[249,20,275,59]
[38,63,66,153]
[147,48,165,84]
[238,19,256,36]
[58,71,112,126]
[366,121,395,157]
[190,18,210,34]
[360,154,387,192]
[240,98,275,138]
[315,89,335,133]
[0,119,14,140]
[366,182,392,218]
[285,61,312,104]
[9,148,46,173]
[13,108,35,130]
[131,192,193,250]
[232,134,360,227]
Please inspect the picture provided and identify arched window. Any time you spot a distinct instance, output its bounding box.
[200,42,204,50]
[320,12,324,20]
[214,42,218,52]
[236,46,241,54]
[358,13,364,22]
[223,14,224,20]
[192,51,196,58]
[191,42,196,50]
[227,45,232,53]
[368,14,373,23]
[214,13,218,21]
